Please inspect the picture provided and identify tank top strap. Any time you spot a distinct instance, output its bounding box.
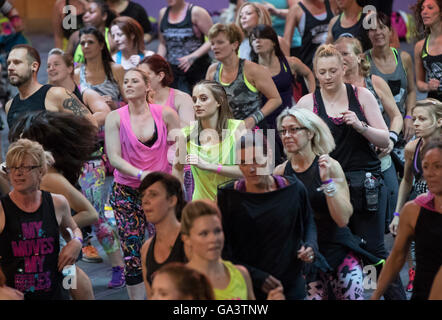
[166,88,176,112]
[324,0,333,16]
[346,83,366,120]
[422,35,430,58]
[116,51,122,64]
[79,64,87,87]
[280,56,294,82]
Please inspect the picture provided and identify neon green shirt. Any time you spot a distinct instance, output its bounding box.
[214,260,248,300]
[183,119,243,201]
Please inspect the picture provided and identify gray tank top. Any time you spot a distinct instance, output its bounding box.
[366,48,407,116]
[79,64,121,103]
[213,59,262,120]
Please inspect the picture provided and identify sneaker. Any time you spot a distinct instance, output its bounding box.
[81,245,103,263]
[406,267,415,292]
[108,266,125,289]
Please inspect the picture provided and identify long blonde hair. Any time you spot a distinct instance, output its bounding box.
[235,2,272,36]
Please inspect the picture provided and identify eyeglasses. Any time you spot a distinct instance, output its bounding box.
[4,165,41,174]
[278,127,307,136]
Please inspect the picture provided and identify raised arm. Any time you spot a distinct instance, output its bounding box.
[41,172,99,228]
[104,111,149,180]
[157,8,167,57]
[53,193,83,272]
[283,4,301,48]
[371,201,418,299]
[350,86,389,148]
[244,61,282,129]
[288,56,316,92]
[82,88,111,126]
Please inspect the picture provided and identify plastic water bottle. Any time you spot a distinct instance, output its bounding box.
[104,205,116,227]
[364,172,378,212]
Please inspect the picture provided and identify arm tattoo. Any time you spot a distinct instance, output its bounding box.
[62,90,90,116]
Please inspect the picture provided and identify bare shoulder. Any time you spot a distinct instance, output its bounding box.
[206,62,218,80]
[174,89,192,101]
[400,50,412,64]
[414,39,425,55]
[400,200,421,228]
[105,109,121,126]
[5,99,12,114]
[296,93,314,110]
[235,264,251,279]
[50,193,70,211]
[274,161,288,176]
[191,5,210,18]
[404,138,419,155]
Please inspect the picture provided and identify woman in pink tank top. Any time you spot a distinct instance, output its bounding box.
[138,54,195,127]
[105,68,180,299]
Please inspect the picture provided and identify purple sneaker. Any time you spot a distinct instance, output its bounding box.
[108,266,125,289]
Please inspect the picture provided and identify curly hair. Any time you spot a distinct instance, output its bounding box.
[8,111,98,185]
[412,0,442,38]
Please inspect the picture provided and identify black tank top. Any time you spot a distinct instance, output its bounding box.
[72,86,84,104]
[421,35,442,101]
[313,83,380,173]
[412,206,442,300]
[331,12,371,51]
[298,0,334,70]
[145,234,187,285]
[0,191,67,300]
[8,84,52,130]
[283,157,382,269]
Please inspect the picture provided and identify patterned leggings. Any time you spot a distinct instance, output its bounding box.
[78,159,120,254]
[109,182,155,285]
[307,252,364,300]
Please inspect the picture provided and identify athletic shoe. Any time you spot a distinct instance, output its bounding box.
[81,245,103,263]
[406,267,415,292]
[108,266,125,289]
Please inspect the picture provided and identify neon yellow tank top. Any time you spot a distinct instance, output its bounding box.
[214,260,248,300]
[182,119,243,201]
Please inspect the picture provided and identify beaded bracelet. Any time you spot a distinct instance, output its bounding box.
[73,237,83,246]
[404,115,412,120]
[393,212,400,217]
[216,164,223,174]
[137,170,143,181]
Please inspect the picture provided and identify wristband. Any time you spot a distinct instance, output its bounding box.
[216,164,223,174]
[393,212,400,217]
[389,131,398,145]
[137,170,143,181]
[404,115,412,120]
[321,179,333,185]
[73,237,83,246]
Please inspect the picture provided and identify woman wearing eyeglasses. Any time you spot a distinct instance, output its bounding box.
[274,108,382,300]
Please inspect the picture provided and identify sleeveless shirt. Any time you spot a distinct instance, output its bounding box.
[214,260,248,300]
[366,48,408,115]
[214,59,262,120]
[298,0,334,70]
[331,12,371,52]
[79,64,121,103]
[160,4,205,66]
[411,138,428,195]
[313,83,380,172]
[183,119,243,200]
[73,27,111,64]
[0,191,66,300]
[165,87,177,113]
[412,205,442,300]
[421,35,442,101]
[114,104,172,188]
[145,234,187,285]
[7,84,52,129]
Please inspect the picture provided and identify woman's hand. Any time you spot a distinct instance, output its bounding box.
[428,78,440,92]
[186,154,212,171]
[403,117,415,142]
[297,245,315,263]
[178,55,196,73]
[318,154,332,182]
[389,215,399,236]
[377,139,394,158]
[267,285,285,300]
[341,110,364,132]
[244,116,256,130]
[261,275,282,294]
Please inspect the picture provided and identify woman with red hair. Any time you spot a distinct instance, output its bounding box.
[138,54,194,127]
[110,16,154,70]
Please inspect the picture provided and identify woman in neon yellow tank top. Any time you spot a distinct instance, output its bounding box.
[181,200,285,300]
[173,80,245,201]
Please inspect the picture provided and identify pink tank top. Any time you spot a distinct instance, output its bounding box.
[114,103,172,188]
[165,88,177,112]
